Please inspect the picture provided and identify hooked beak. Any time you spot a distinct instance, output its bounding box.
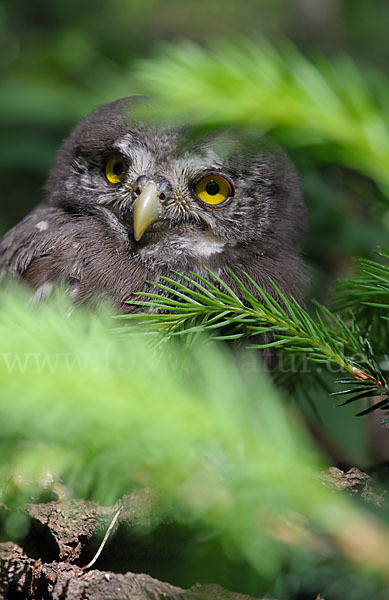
[133,181,161,241]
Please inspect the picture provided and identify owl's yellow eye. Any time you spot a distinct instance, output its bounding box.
[194,174,233,206]
[105,154,126,184]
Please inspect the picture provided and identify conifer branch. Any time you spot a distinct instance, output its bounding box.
[333,249,389,353]
[123,268,387,407]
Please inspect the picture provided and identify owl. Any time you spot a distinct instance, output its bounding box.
[0,97,306,313]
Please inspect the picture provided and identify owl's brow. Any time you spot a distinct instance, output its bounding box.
[110,144,154,175]
[112,135,226,182]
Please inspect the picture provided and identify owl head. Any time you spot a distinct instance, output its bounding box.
[0,97,306,313]
[46,98,305,273]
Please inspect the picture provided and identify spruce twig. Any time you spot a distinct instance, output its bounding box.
[122,268,388,407]
[333,249,389,354]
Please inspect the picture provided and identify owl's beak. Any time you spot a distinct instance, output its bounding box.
[133,181,161,241]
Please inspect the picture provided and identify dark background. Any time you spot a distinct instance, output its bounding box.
[1,0,388,463]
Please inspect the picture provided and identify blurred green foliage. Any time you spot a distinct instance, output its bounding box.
[1,287,389,599]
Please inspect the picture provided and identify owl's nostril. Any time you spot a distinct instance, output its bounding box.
[158,179,172,201]
[134,175,152,197]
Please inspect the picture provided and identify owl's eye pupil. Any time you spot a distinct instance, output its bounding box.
[194,174,232,206]
[205,180,220,196]
[113,161,124,176]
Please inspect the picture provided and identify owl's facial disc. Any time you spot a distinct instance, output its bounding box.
[131,170,235,242]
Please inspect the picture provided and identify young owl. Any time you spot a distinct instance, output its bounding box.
[0,97,306,310]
